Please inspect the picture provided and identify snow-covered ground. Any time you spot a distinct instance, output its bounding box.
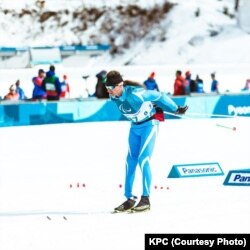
[0,1,250,249]
[0,0,250,250]
[0,117,250,250]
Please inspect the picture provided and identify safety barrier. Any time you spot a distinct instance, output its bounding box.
[0,45,110,67]
[0,93,250,127]
[0,45,110,56]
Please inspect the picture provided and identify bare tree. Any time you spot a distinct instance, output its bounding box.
[235,0,240,11]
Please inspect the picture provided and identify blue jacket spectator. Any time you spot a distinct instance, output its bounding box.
[60,74,70,98]
[143,72,160,91]
[15,80,26,100]
[210,73,219,93]
[32,69,47,100]
[195,75,204,93]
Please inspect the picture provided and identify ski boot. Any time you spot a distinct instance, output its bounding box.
[131,196,150,212]
[114,196,137,213]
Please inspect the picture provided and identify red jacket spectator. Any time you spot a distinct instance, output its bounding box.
[242,79,250,91]
[173,70,185,95]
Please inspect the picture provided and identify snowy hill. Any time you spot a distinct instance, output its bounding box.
[0,0,250,98]
[0,0,250,66]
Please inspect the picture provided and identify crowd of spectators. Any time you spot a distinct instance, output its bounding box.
[1,65,70,101]
[173,70,221,96]
[171,69,250,96]
[0,67,249,101]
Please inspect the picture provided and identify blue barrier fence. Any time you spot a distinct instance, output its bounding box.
[0,94,250,127]
[0,45,110,54]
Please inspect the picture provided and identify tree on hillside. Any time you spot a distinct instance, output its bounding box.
[235,0,239,11]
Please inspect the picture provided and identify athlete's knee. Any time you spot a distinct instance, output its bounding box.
[138,156,151,169]
[127,153,139,162]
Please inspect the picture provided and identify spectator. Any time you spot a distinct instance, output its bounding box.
[173,70,185,95]
[4,84,19,100]
[60,74,70,98]
[195,75,205,93]
[189,78,197,93]
[143,72,159,91]
[89,70,109,99]
[185,71,197,94]
[15,79,26,100]
[183,71,191,95]
[32,69,46,100]
[42,65,61,101]
[210,72,219,93]
[242,78,250,91]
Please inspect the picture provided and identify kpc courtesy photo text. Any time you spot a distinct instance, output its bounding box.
[145,234,248,249]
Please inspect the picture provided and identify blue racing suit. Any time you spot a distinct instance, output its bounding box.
[110,86,178,199]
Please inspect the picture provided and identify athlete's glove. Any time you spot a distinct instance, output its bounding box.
[175,105,188,115]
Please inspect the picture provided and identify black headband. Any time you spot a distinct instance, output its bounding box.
[106,74,123,86]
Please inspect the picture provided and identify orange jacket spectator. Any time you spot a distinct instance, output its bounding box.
[173,70,185,95]
[4,85,19,100]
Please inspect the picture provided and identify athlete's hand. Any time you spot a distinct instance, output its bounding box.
[175,105,188,115]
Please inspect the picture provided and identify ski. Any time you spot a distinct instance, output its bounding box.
[111,209,132,214]
[127,208,150,214]
[0,210,114,218]
[111,208,150,214]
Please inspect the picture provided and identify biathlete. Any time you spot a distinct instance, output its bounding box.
[105,70,188,212]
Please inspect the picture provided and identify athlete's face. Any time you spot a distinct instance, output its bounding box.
[106,82,123,96]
